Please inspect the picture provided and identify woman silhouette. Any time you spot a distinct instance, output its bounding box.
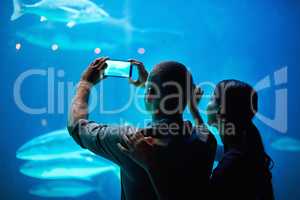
[207,80,274,200]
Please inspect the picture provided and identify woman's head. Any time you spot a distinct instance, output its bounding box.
[207,80,274,189]
[207,79,258,126]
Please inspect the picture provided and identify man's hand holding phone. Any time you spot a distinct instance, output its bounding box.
[128,59,148,87]
[81,57,148,87]
[81,57,109,85]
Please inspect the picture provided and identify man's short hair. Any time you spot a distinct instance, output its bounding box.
[151,61,193,114]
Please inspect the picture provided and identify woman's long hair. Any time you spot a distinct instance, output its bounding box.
[215,79,274,199]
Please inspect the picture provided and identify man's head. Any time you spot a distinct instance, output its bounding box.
[144,61,194,117]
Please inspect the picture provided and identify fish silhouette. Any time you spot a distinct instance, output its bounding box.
[20,154,118,180]
[11,0,114,27]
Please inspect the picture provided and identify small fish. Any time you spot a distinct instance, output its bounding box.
[20,154,118,180]
[11,0,110,26]
[40,16,47,22]
[271,137,300,152]
[16,128,93,161]
[29,180,95,197]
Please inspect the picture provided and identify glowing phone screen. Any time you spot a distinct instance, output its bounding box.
[104,60,131,78]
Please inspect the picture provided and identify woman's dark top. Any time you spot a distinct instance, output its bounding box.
[210,148,274,200]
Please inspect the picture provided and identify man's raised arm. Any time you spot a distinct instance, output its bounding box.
[67,57,150,168]
[67,57,108,143]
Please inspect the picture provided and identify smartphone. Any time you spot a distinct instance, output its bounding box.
[104,60,133,78]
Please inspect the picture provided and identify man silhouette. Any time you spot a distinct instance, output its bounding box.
[68,57,216,200]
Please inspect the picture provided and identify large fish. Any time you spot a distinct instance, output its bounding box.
[11,0,115,27]
[16,22,183,51]
[29,180,95,197]
[20,154,119,180]
[16,128,93,160]
[15,23,120,51]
